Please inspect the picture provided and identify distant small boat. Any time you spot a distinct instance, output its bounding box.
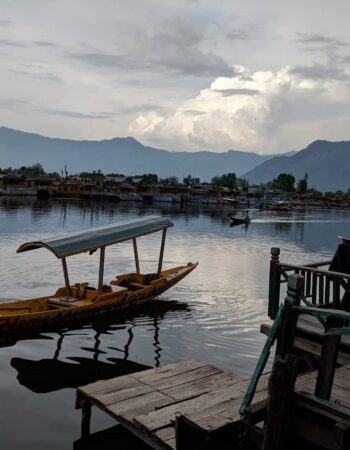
[230,216,251,226]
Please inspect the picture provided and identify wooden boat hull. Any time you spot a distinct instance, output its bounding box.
[0,263,197,333]
[230,217,251,225]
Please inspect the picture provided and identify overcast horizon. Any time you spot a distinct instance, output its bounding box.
[1,0,350,154]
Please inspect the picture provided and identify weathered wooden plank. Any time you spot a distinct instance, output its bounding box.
[134,374,270,433]
[148,365,222,391]
[161,371,241,401]
[107,390,175,420]
[96,384,154,406]
[153,426,176,443]
[196,390,268,432]
[133,358,207,384]
[79,373,142,397]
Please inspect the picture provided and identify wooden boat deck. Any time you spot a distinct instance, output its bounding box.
[76,357,350,449]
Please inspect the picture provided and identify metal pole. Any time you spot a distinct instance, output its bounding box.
[157,228,167,276]
[98,247,105,291]
[62,257,71,295]
[133,238,140,274]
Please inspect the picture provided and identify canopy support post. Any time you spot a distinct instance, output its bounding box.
[98,247,105,291]
[133,238,140,274]
[62,257,71,295]
[157,228,167,276]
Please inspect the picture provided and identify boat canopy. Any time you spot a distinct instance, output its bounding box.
[17,216,173,259]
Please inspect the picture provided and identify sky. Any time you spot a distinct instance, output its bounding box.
[0,0,350,153]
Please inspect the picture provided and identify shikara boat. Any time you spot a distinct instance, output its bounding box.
[230,216,251,226]
[0,216,198,333]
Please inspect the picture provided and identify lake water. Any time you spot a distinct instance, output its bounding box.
[0,197,349,449]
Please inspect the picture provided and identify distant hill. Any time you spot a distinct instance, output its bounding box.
[243,140,350,192]
[0,127,281,180]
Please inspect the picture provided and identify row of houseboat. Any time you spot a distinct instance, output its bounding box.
[1,173,350,208]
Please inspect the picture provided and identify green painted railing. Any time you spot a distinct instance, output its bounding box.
[268,248,350,320]
[241,273,350,415]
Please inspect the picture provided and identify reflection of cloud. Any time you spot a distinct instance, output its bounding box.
[39,109,113,119]
[129,64,350,152]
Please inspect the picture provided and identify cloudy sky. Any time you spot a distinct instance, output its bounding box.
[1,0,350,153]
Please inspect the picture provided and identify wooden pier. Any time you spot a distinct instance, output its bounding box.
[76,249,350,449]
[76,356,350,449]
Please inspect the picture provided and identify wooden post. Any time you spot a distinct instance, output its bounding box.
[133,238,140,274]
[62,257,71,295]
[80,398,91,438]
[268,247,280,319]
[98,247,105,291]
[315,315,341,400]
[157,228,167,276]
[262,354,300,450]
[276,274,304,357]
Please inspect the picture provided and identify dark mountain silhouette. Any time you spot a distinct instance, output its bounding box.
[0,126,280,179]
[243,140,350,192]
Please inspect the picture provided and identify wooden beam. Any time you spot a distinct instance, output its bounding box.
[315,316,341,400]
[268,247,280,319]
[133,238,140,274]
[262,354,299,450]
[157,228,167,276]
[62,257,71,295]
[98,247,105,291]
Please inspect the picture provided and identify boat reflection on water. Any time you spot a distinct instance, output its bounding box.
[9,299,191,394]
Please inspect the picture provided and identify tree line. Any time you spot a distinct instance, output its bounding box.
[1,164,350,196]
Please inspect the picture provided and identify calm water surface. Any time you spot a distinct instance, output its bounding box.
[0,197,349,449]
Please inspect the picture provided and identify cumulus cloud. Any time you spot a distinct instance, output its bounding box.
[129,64,350,152]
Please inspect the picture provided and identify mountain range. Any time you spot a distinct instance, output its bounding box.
[0,127,272,180]
[0,127,349,191]
[243,140,350,192]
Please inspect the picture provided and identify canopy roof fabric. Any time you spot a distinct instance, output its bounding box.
[17,216,173,259]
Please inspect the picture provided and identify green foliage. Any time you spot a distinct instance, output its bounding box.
[140,173,158,185]
[183,174,200,186]
[78,169,104,180]
[161,176,179,185]
[272,173,295,192]
[237,177,249,189]
[297,173,308,194]
[16,163,46,178]
[210,172,237,189]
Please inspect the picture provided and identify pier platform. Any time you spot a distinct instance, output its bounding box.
[76,357,345,449]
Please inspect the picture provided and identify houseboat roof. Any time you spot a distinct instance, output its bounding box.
[17,216,173,259]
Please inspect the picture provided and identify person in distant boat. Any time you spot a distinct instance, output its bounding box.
[329,237,350,310]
